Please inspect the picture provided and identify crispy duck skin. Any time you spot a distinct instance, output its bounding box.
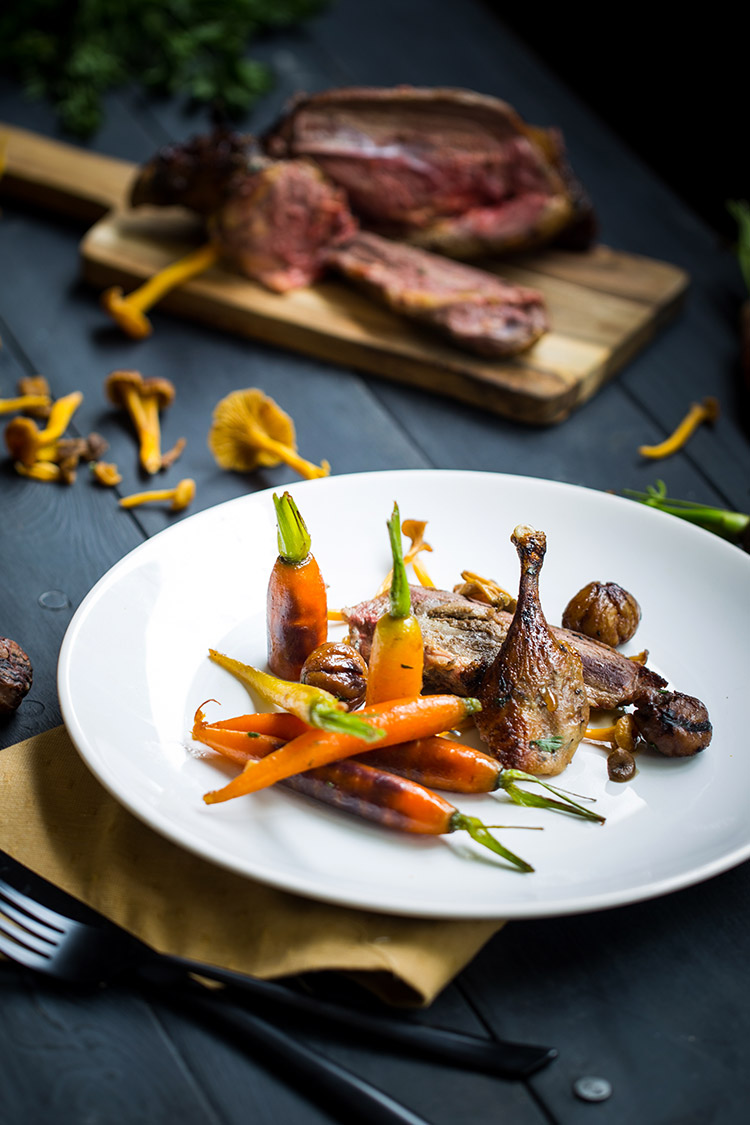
[474,526,589,774]
[342,585,668,710]
[263,85,586,257]
[327,231,548,356]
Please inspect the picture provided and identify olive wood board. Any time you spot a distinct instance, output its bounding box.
[1,122,689,424]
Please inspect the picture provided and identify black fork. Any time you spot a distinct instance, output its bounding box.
[0,850,555,1121]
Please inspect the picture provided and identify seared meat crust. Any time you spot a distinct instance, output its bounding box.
[342,585,668,710]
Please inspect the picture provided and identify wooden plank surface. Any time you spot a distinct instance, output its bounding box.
[1,1,749,1122]
[2,121,688,425]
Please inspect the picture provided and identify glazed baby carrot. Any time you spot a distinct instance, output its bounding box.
[364,738,604,822]
[365,503,424,705]
[267,491,328,681]
[203,693,481,804]
[204,711,308,739]
[194,724,285,764]
[198,721,531,871]
[209,649,381,740]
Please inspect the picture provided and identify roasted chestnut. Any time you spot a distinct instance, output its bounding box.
[0,637,33,714]
[562,581,641,647]
[632,691,712,757]
[300,641,368,710]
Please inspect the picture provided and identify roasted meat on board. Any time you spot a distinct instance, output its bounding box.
[327,231,548,356]
[211,157,356,292]
[129,146,549,355]
[263,85,594,257]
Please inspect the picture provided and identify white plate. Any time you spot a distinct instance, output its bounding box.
[58,470,750,919]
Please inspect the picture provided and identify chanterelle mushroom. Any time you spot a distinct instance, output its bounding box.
[4,391,83,467]
[120,478,196,512]
[208,388,330,480]
[104,369,183,475]
[101,244,220,339]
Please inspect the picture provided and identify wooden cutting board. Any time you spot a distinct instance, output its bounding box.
[1,123,688,424]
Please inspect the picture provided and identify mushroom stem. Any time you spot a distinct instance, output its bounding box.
[638,397,719,460]
[0,394,51,415]
[101,242,220,339]
[245,422,330,480]
[41,391,84,443]
[139,392,164,474]
[119,478,195,511]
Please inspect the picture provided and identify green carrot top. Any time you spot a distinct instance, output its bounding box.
[387,502,411,619]
[273,491,311,564]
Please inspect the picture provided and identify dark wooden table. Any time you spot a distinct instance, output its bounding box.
[2,2,749,1122]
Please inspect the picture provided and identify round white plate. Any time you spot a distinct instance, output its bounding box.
[58,470,750,918]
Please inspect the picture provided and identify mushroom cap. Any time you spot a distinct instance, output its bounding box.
[172,478,196,509]
[105,369,147,407]
[4,416,43,467]
[141,377,176,409]
[104,370,175,410]
[208,388,296,471]
[101,288,153,339]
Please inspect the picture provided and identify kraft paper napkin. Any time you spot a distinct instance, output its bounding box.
[0,726,504,1005]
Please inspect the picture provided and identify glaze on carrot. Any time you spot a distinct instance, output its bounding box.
[362,737,605,822]
[202,693,481,804]
[267,491,328,681]
[198,724,531,871]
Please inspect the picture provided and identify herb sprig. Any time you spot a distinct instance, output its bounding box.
[624,480,750,549]
[0,1,328,137]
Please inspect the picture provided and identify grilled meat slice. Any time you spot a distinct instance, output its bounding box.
[327,231,547,356]
[210,158,357,292]
[475,525,588,774]
[342,585,668,709]
[264,85,582,257]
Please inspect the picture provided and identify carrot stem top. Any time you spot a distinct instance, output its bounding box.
[273,491,310,564]
[387,502,410,618]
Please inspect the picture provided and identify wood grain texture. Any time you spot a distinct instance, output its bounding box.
[2,120,688,425]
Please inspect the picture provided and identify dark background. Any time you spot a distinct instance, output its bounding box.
[492,5,743,242]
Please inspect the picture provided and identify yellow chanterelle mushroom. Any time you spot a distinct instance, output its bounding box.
[208,388,330,481]
[104,370,184,475]
[4,391,83,467]
[120,478,196,512]
[101,244,220,339]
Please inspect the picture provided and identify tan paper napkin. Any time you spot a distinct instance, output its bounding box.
[0,726,504,1005]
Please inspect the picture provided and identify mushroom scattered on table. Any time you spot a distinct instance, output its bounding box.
[104,369,184,474]
[120,477,196,512]
[208,388,330,481]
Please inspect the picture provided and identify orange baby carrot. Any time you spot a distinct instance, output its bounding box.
[203,693,481,804]
[205,712,309,739]
[199,719,532,871]
[267,491,328,681]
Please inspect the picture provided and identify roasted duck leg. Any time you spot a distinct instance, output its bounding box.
[473,526,588,775]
